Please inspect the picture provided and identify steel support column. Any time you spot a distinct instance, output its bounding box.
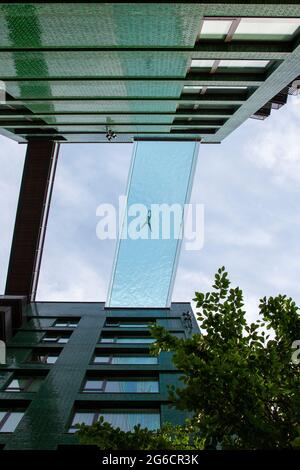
[5,140,59,299]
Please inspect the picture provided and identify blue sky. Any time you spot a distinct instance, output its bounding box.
[1,95,300,322]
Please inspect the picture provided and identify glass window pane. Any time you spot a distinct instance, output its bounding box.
[58,337,69,344]
[235,18,300,37]
[72,412,94,427]
[105,379,158,393]
[100,337,115,343]
[0,412,24,432]
[69,323,78,328]
[112,356,158,365]
[191,59,269,68]
[46,355,58,364]
[99,409,160,432]
[6,379,22,391]
[93,356,110,364]
[42,336,57,342]
[116,337,155,344]
[200,19,232,37]
[190,59,214,68]
[55,322,68,327]
[219,59,269,68]
[84,380,103,392]
[183,85,247,91]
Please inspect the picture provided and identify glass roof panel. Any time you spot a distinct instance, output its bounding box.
[106,140,199,308]
[200,19,232,37]
[190,59,214,68]
[219,60,269,68]
[191,59,269,68]
[235,18,300,37]
[183,85,247,90]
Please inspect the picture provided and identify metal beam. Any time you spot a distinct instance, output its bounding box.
[5,140,59,299]
[0,109,236,118]
[4,94,249,103]
[15,129,218,136]
[3,73,265,83]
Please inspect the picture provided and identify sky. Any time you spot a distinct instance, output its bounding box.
[1,94,300,323]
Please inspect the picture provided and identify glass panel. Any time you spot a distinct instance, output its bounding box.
[219,60,269,68]
[200,19,232,38]
[46,355,58,364]
[69,323,78,328]
[71,412,94,427]
[6,378,27,391]
[58,337,69,344]
[106,141,199,308]
[100,337,115,343]
[234,18,300,39]
[99,409,160,431]
[112,356,158,365]
[191,59,269,68]
[116,337,155,344]
[105,379,158,393]
[83,380,104,392]
[183,85,247,90]
[93,356,111,364]
[42,336,57,342]
[0,412,24,432]
[190,59,214,68]
[55,322,68,328]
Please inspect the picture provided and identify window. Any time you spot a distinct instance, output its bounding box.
[199,17,300,41]
[183,85,247,91]
[234,18,300,40]
[42,332,70,344]
[29,351,60,364]
[93,354,158,365]
[69,409,160,433]
[191,59,269,69]
[105,319,154,328]
[82,377,159,393]
[4,376,44,393]
[99,336,155,344]
[0,410,24,433]
[54,319,79,328]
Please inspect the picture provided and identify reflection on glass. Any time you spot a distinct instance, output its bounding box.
[191,59,269,68]
[100,409,160,431]
[93,355,158,365]
[69,409,160,433]
[0,411,24,432]
[99,336,155,344]
[113,356,158,365]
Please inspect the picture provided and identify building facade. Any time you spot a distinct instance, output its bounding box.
[0,299,199,450]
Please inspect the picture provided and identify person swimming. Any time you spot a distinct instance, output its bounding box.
[141,209,152,232]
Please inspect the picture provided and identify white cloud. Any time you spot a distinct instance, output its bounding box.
[37,252,108,301]
[247,95,300,186]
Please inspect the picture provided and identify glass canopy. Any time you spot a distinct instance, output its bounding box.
[106,140,199,308]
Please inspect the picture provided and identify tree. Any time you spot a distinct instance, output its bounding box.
[76,417,204,450]
[151,267,300,449]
